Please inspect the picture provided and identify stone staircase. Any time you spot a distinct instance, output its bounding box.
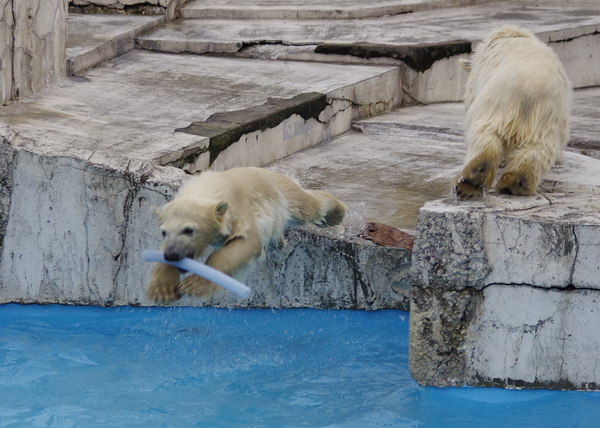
[2,0,600,390]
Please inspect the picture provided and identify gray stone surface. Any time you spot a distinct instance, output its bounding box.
[410,284,600,390]
[142,5,600,53]
[0,137,410,310]
[66,14,165,75]
[138,4,600,103]
[179,0,493,19]
[69,0,188,21]
[409,163,600,390]
[269,127,464,234]
[0,143,187,305]
[0,48,401,310]
[168,228,411,311]
[12,0,68,101]
[1,0,68,103]
[359,88,600,159]
[0,50,398,170]
[0,0,12,104]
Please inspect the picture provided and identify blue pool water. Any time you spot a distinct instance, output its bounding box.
[0,304,597,427]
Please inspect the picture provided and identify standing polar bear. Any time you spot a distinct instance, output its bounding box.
[146,167,346,302]
[453,26,571,197]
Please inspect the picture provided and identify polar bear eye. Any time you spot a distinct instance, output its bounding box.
[182,227,194,236]
[161,231,166,238]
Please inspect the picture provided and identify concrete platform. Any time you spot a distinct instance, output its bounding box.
[358,88,600,160]
[270,88,600,234]
[0,50,399,170]
[179,0,492,19]
[0,49,402,309]
[137,3,600,103]
[66,14,165,76]
[69,0,187,21]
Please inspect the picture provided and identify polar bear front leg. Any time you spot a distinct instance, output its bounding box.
[179,229,263,299]
[146,262,181,302]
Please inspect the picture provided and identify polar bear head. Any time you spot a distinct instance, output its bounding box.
[154,198,230,262]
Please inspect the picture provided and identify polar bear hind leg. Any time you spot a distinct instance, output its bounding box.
[496,146,552,195]
[452,130,502,198]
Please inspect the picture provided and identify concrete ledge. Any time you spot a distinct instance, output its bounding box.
[138,5,600,103]
[0,128,409,310]
[409,169,600,390]
[177,228,411,311]
[69,0,188,21]
[179,0,493,20]
[66,14,165,76]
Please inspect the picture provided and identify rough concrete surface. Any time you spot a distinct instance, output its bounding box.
[69,0,188,21]
[0,48,401,310]
[0,0,12,104]
[66,14,165,75]
[0,50,398,168]
[409,163,600,390]
[161,228,412,311]
[410,283,600,391]
[137,4,600,103]
[141,5,600,53]
[179,0,494,19]
[1,0,68,103]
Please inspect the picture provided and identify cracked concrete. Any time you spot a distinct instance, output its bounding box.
[0,0,67,104]
[136,3,600,104]
[409,178,600,390]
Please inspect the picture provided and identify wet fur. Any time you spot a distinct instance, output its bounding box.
[146,167,346,302]
[453,26,571,198]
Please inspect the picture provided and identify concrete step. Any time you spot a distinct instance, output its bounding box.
[69,0,187,21]
[0,49,402,309]
[270,88,600,232]
[179,0,489,19]
[137,3,600,103]
[2,50,399,171]
[66,14,165,76]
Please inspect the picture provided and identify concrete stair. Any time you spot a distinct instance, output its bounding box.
[136,2,600,103]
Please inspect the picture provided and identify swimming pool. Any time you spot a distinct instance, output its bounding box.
[0,305,597,427]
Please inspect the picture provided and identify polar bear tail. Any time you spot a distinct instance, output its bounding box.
[307,190,346,227]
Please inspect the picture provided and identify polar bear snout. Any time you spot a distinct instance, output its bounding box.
[163,242,194,262]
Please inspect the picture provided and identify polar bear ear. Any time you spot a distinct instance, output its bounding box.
[458,58,472,72]
[215,201,229,219]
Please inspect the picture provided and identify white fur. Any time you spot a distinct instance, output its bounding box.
[455,26,572,196]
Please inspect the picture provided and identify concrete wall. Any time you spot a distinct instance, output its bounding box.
[0,131,409,310]
[0,0,67,104]
[409,186,600,391]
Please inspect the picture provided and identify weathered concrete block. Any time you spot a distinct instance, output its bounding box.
[12,0,67,100]
[0,137,409,310]
[0,143,185,305]
[410,193,600,390]
[69,0,188,21]
[0,0,12,104]
[200,228,411,311]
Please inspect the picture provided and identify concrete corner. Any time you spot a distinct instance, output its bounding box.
[410,186,600,390]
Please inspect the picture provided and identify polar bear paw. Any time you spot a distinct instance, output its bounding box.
[453,156,497,198]
[179,275,222,300]
[496,170,536,196]
[146,274,181,303]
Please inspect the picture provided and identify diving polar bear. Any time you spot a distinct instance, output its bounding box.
[146,167,346,302]
[453,26,572,197]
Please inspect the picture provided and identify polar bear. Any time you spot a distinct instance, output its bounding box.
[146,167,346,302]
[453,26,571,197]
